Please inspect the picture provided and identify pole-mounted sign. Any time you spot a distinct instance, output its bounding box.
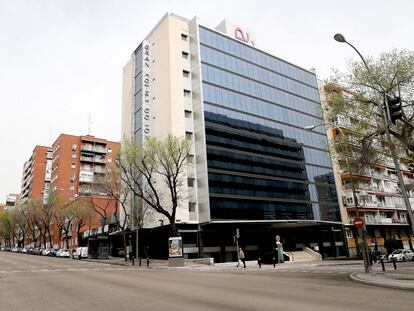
[353,217,364,229]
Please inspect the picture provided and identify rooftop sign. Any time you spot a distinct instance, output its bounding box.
[215,20,256,47]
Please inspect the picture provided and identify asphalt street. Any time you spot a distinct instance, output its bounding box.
[0,252,413,311]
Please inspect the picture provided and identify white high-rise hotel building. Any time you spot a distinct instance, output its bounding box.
[122,13,344,261]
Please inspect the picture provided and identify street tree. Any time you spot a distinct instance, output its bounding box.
[54,205,74,249]
[330,49,414,155]
[11,206,28,247]
[72,200,93,247]
[0,211,13,248]
[103,162,135,261]
[117,135,191,237]
[39,192,60,248]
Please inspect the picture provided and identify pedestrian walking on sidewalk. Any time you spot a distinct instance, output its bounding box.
[239,247,246,268]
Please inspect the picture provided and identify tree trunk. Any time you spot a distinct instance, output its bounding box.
[46,228,52,248]
[169,217,177,237]
[21,232,25,248]
[123,233,128,262]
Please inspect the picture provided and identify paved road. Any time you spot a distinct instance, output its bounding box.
[0,252,413,311]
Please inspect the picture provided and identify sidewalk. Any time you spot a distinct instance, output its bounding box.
[349,263,414,291]
[83,257,362,271]
[84,257,414,290]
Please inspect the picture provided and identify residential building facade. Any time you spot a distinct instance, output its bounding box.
[122,13,344,261]
[50,134,119,202]
[20,145,53,204]
[5,193,20,211]
[49,134,120,248]
[319,82,414,256]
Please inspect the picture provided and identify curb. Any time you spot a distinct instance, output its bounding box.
[82,259,130,267]
[349,272,414,291]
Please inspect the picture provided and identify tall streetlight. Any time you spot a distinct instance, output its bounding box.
[334,33,414,249]
[305,124,371,272]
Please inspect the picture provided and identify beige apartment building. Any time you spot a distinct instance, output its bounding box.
[319,82,414,256]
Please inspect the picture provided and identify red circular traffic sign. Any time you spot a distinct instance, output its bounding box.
[353,217,364,229]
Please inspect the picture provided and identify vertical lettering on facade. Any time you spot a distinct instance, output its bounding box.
[141,41,152,140]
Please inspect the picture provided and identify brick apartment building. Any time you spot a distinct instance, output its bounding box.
[50,134,119,202]
[49,134,120,248]
[20,145,53,204]
[19,134,120,249]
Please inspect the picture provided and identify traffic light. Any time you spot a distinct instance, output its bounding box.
[408,162,414,173]
[386,96,403,125]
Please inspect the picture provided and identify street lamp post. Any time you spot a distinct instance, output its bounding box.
[305,124,371,272]
[334,33,414,249]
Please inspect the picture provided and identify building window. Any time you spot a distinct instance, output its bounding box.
[184,90,191,97]
[181,33,188,41]
[185,132,193,141]
[70,174,75,181]
[182,51,189,59]
[108,147,112,153]
[183,70,190,78]
[189,202,196,212]
[71,163,76,169]
[345,230,353,238]
[187,155,194,164]
[72,153,76,159]
[72,144,77,150]
[188,178,194,187]
[47,152,53,158]
[185,111,192,118]
[69,183,74,190]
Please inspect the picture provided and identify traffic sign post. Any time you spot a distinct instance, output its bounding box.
[353,217,371,273]
[353,217,364,229]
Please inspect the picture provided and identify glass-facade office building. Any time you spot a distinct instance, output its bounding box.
[122,14,345,261]
[198,26,339,222]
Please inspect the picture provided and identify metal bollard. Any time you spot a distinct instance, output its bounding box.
[147,257,150,268]
[139,257,142,266]
[273,257,276,268]
[258,257,262,269]
[392,257,397,270]
[131,256,134,266]
[380,258,385,272]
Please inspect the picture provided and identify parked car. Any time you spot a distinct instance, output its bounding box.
[51,249,59,257]
[72,247,88,259]
[42,249,52,256]
[58,249,70,258]
[21,248,28,253]
[388,249,414,262]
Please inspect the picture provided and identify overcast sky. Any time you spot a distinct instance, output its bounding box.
[1,0,413,201]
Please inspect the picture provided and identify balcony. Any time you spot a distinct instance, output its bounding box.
[78,187,92,194]
[392,219,408,224]
[81,144,107,153]
[80,156,106,164]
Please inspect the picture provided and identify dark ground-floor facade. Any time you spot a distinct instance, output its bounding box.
[90,220,347,263]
